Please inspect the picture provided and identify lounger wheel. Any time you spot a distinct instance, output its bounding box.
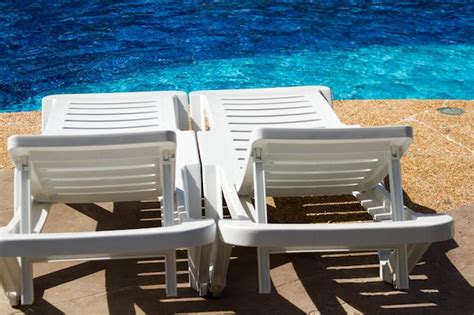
[6,292,19,306]
[210,284,224,298]
[198,283,208,296]
[393,277,409,290]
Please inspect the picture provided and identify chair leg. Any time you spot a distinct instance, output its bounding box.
[164,250,177,297]
[18,164,34,305]
[378,250,395,284]
[379,247,409,290]
[202,165,232,297]
[187,246,199,291]
[210,241,233,297]
[395,245,409,289]
[13,167,20,215]
[187,243,213,296]
[0,258,21,305]
[197,243,213,296]
[257,247,271,294]
[20,257,34,305]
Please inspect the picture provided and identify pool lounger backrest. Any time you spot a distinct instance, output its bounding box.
[237,126,413,197]
[8,130,177,204]
[190,86,345,172]
[41,91,189,134]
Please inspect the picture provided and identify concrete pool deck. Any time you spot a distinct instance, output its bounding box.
[0,100,472,313]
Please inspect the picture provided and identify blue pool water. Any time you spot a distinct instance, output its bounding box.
[0,1,473,112]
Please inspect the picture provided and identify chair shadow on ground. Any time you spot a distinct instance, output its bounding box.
[15,194,473,314]
[267,193,473,314]
[15,201,306,314]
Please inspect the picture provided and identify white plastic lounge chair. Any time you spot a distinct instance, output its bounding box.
[190,86,454,296]
[0,92,215,305]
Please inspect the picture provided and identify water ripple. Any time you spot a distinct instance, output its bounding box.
[0,1,473,111]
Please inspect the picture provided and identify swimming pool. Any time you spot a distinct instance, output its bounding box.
[1,1,473,112]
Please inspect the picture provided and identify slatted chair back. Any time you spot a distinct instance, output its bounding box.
[8,131,176,206]
[191,86,343,176]
[238,127,412,197]
[42,91,188,134]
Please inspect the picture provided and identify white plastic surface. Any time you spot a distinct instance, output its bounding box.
[8,131,176,203]
[193,86,454,295]
[238,126,413,196]
[0,92,214,305]
[42,91,189,134]
[190,86,345,185]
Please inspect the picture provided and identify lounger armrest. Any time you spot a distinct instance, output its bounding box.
[8,131,177,159]
[250,126,413,153]
[251,126,412,142]
[176,131,202,219]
